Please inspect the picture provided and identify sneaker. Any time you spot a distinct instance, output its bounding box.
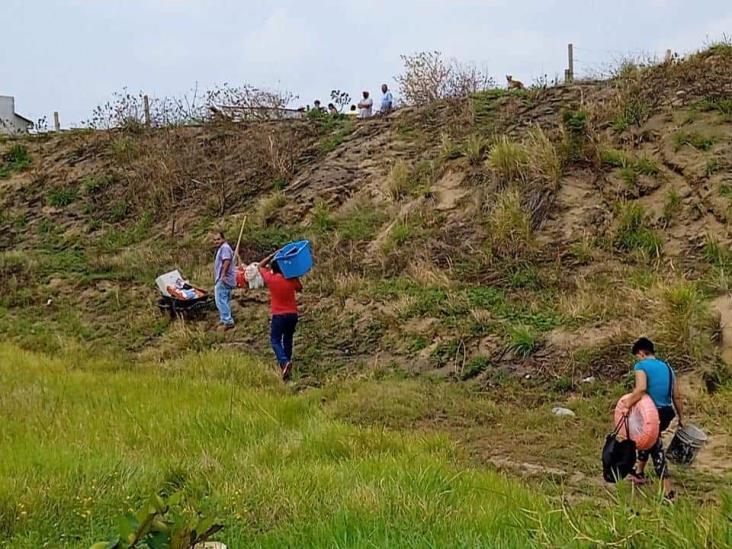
[282,361,293,380]
[216,323,235,332]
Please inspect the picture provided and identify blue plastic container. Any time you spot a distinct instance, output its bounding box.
[273,240,313,279]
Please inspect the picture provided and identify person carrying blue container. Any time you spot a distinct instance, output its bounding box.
[259,252,303,380]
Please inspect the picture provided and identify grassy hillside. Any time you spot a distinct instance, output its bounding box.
[1,43,732,546]
[0,345,730,548]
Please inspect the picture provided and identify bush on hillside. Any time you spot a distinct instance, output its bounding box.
[397,51,495,105]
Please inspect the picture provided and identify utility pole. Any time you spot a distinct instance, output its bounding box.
[567,43,574,83]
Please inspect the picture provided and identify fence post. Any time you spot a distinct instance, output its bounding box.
[53,111,60,132]
[143,95,151,127]
[567,43,574,83]
[665,49,672,62]
[564,69,571,85]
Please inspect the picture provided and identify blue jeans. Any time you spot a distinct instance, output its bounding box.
[270,314,298,366]
[214,281,235,326]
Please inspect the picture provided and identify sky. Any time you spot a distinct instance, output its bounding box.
[1,0,731,126]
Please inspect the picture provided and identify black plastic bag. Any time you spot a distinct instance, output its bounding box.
[602,415,637,483]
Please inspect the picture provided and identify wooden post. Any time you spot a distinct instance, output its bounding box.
[53,111,60,131]
[564,69,571,85]
[567,43,574,83]
[143,95,151,127]
[665,49,672,62]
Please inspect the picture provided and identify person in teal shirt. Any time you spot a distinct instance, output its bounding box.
[620,337,684,501]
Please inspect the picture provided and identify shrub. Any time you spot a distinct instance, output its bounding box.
[396,51,495,105]
[47,187,79,207]
[613,201,662,257]
[673,131,714,151]
[488,189,532,258]
[487,137,528,185]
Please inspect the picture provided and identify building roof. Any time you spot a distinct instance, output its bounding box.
[15,113,33,125]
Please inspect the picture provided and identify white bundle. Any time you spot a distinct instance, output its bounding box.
[245,263,264,289]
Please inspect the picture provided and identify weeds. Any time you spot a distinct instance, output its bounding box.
[0,144,31,178]
[613,201,662,258]
[487,137,528,185]
[47,187,79,207]
[488,189,532,258]
[525,126,563,190]
[439,133,463,161]
[507,325,538,357]
[673,131,714,151]
[256,190,287,226]
[656,280,717,369]
[705,157,721,177]
[662,188,682,225]
[311,199,335,233]
[463,134,487,165]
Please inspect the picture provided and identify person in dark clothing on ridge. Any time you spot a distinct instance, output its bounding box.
[619,337,684,501]
[259,252,303,380]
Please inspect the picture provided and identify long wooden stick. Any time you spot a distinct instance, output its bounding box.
[233,216,247,266]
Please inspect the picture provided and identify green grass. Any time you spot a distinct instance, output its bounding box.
[613,201,662,258]
[673,131,714,152]
[0,144,31,178]
[47,187,79,207]
[1,345,730,548]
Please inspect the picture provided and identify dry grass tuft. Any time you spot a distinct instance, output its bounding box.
[487,188,532,258]
[524,126,563,191]
[487,137,528,185]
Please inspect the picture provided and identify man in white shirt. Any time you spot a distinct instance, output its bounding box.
[380,84,394,114]
[357,91,373,118]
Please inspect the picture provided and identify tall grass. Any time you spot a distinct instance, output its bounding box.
[0,345,729,547]
[487,137,528,185]
[488,189,532,258]
[525,126,563,190]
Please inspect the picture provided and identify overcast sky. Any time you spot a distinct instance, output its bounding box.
[2,0,730,126]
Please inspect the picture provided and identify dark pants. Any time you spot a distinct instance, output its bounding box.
[270,314,298,367]
[637,406,675,479]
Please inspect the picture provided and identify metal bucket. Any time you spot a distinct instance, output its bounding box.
[667,424,707,465]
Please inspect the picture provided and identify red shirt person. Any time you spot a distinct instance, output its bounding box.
[259,253,302,380]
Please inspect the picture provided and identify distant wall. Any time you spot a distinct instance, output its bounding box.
[0,96,32,135]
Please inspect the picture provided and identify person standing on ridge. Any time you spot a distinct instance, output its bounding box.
[357,90,373,118]
[380,83,394,114]
[212,231,237,330]
[620,337,684,501]
[259,252,303,380]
